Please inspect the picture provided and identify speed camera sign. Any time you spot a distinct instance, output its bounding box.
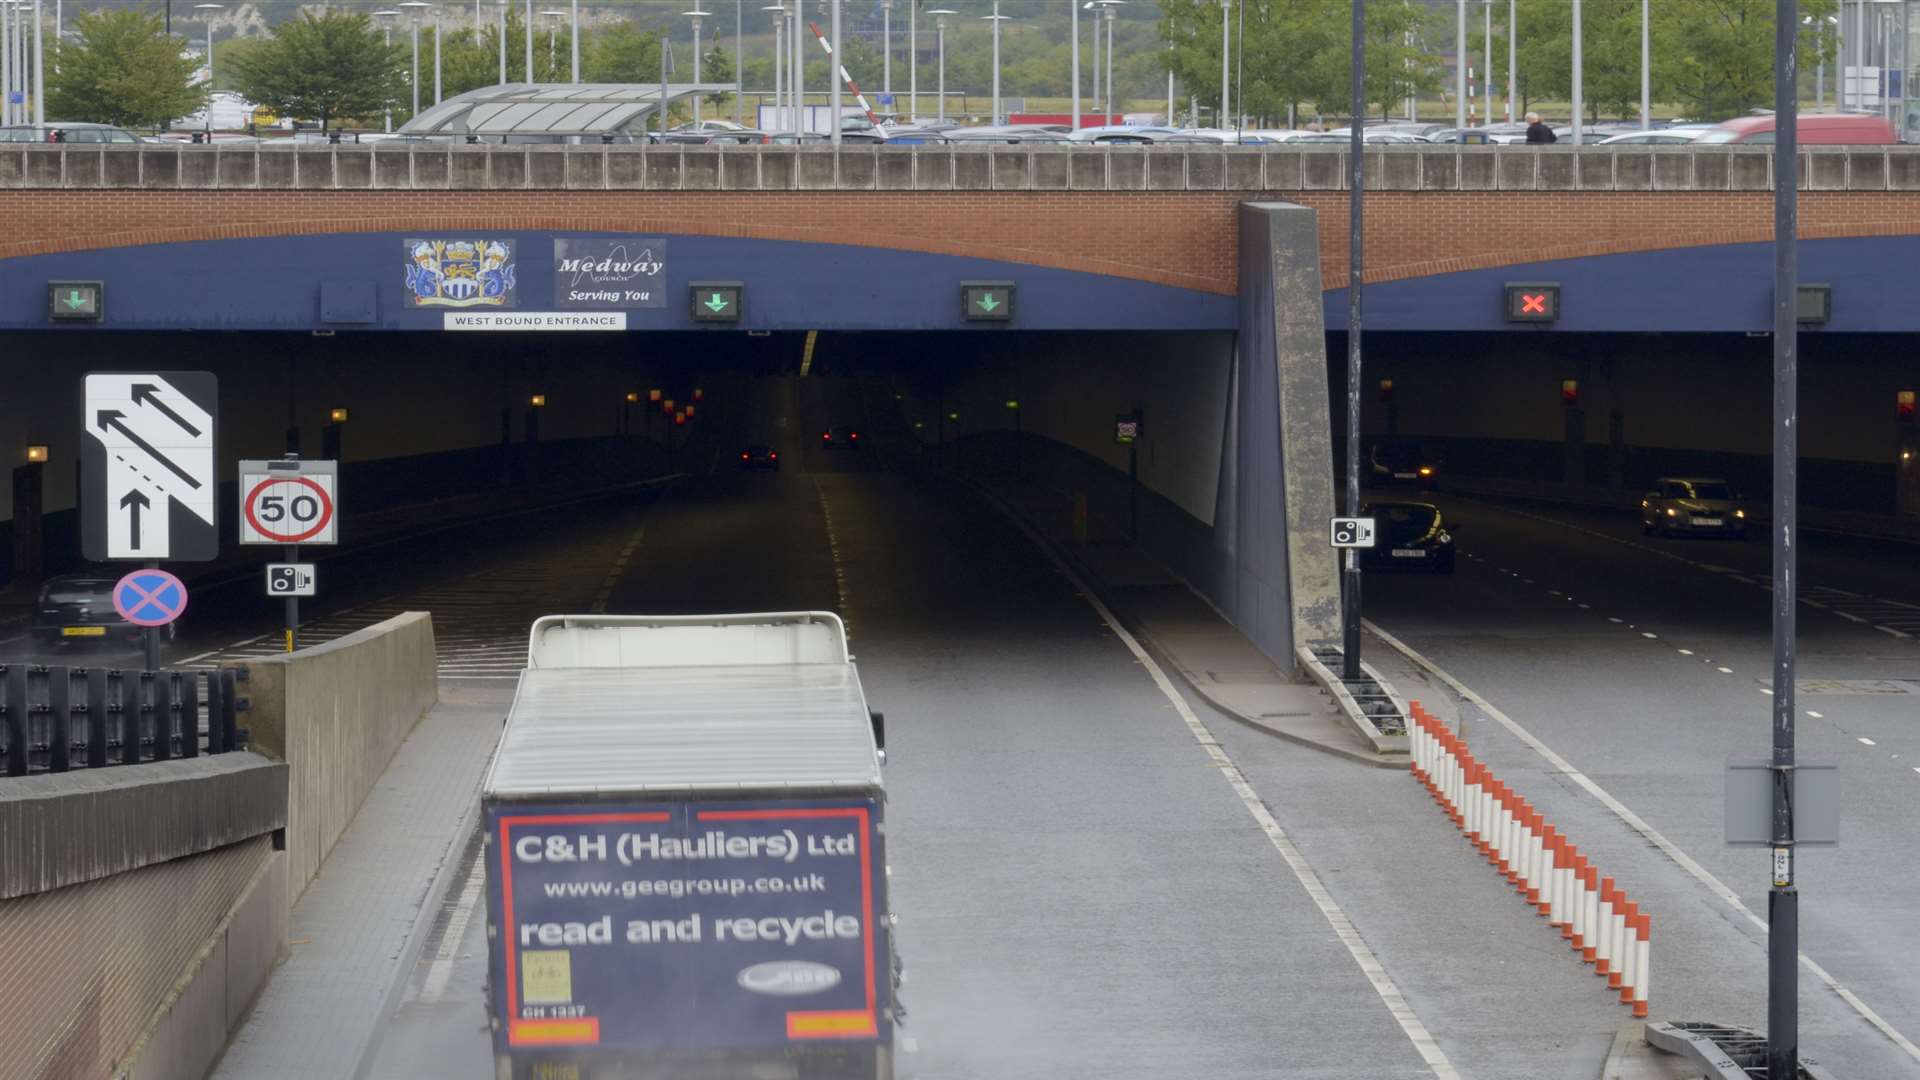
[1330,517,1377,549]
[239,459,339,546]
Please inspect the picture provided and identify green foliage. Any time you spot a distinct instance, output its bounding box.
[45,10,207,129]
[227,11,406,130]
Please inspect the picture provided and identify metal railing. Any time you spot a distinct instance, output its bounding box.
[0,665,249,777]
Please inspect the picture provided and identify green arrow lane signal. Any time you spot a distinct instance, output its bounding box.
[63,290,89,310]
[975,292,1001,312]
[704,292,730,313]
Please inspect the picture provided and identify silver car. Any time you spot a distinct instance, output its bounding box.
[1640,477,1748,538]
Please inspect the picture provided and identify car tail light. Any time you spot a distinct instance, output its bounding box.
[770,452,777,459]
[850,432,859,439]
[742,452,749,460]
[823,432,831,439]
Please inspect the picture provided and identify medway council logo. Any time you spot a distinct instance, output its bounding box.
[405,239,517,308]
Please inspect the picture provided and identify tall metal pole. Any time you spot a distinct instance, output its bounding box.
[410,14,421,115]
[571,0,580,83]
[54,0,60,77]
[1483,0,1491,125]
[770,7,781,122]
[792,0,803,136]
[829,0,840,141]
[881,0,890,100]
[381,18,394,131]
[1104,5,1113,123]
[661,31,671,133]
[1640,0,1650,128]
[989,1,1001,126]
[936,14,945,122]
[732,0,741,121]
[1571,0,1583,142]
[32,0,44,127]
[524,0,532,81]
[433,12,441,104]
[691,11,704,124]
[3,0,12,127]
[1089,3,1100,121]
[1220,0,1230,129]
[497,0,506,84]
[1070,0,1079,128]
[1507,0,1516,121]
[1854,0,1864,110]
[1455,0,1466,135]
[908,0,915,120]
[1344,0,1365,682]
[1167,68,1173,125]
[1768,1,1801,1076]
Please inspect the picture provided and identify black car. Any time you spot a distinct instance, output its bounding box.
[821,425,861,450]
[1367,440,1440,490]
[1358,502,1457,574]
[740,444,780,470]
[30,574,176,648]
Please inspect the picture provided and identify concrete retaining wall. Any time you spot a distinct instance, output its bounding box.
[0,756,287,1080]
[239,611,438,898]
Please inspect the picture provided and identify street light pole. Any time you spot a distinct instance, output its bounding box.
[1104,2,1117,124]
[828,0,839,143]
[401,1,429,116]
[929,8,952,123]
[1344,0,1365,683]
[1571,0,1583,143]
[497,0,506,84]
[524,0,533,81]
[791,0,802,137]
[544,8,561,75]
[984,2,1006,126]
[1070,0,1079,128]
[686,9,708,124]
[32,0,44,127]
[1220,0,1230,129]
[195,4,226,132]
[1768,6,1801,1077]
[881,0,890,102]
[571,0,580,82]
[908,0,916,121]
[433,8,442,104]
[1455,0,1466,135]
[376,11,397,131]
[1087,2,1099,122]
[732,0,741,122]
[765,4,783,124]
[1640,0,1650,129]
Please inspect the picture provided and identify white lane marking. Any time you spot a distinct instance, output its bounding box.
[1913,768,1920,776]
[1577,603,1591,610]
[1032,555,1457,1076]
[1678,649,1695,656]
[1808,711,1825,719]
[1859,738,1878,747]
[1761,688,1775,696]
[177,634,268,666]
[1718,666,1735,674]
[1365,618,1920,1064]
[418,852,486,1004]
[590,525,646,615]
[1877,626,1914,639]
[1641,632,1659,639]
[1836,612,1870,624]
[1608,617,1625,624]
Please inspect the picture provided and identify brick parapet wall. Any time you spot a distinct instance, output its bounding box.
[3,155,1920,293]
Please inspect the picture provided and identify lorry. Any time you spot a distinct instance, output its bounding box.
[483,612,896,1080]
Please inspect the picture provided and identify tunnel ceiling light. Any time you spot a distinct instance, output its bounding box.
[329,407,349,423]
[625,392,640,403]
[530,394,548,407]
[1004,400,1020,410]
[649,389,662,402]
[25,445,49,463]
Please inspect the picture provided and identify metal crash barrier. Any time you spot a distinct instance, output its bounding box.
[0,664,248,777]
[1408,701,1652,1018]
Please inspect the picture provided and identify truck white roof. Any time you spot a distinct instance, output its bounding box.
[483,613,882,798]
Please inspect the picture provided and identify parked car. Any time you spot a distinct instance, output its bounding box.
[821,424,861,450]
[878,127,952,144]
[1358,502,1457,574]
[1693,112,1897,145]
[660,129,770,145]
[0,122,145,143]
[30,574,176,649]
[945,125,1072,144]
[739,444,780,470]
[1597,126,1716,145]
[1640,477,1748,538]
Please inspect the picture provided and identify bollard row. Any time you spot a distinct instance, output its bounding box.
[1407,701,1651,1019]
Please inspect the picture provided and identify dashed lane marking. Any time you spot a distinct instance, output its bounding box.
[1365,618,1920,1066]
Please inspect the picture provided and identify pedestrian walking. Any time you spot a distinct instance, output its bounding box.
[1525,111,1557,144]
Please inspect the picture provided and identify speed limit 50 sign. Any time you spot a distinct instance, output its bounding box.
[238,459,339,546]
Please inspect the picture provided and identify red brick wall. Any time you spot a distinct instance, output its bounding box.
[4,189,1920,295]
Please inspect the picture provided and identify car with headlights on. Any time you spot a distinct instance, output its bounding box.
[1641,477,1748,538]
[1358,502,1456,574]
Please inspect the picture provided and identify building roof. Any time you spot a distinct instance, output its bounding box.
[400,82,737,136]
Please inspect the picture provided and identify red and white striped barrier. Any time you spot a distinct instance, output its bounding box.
[1409,701,1650,1018]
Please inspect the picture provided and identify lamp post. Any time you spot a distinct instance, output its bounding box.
[1507,0,1515,122]
[764,4,784,123]
[1639,0,1649,129]
[1084,1,1099,122]
[733,0,741,122]
[433,6,442,104]
[1455,0,1466,136]
[2,0,11,126]
[194,3,221,133]
[400,1,430,117]
[829,0,841,143]
[686,9,708,123]
[908,0,916,120]
[542,8,562,76]
[497,0,506,84]
[31,0,44,126]
[790,0,802,137]
[880,0,891,102]
[524,0,533,82]
[1571,0,1582,143]
[1220,0,1230,129]
[929,8,954,123]
[983,2,1008,127]
[1103,0,1122,126]
[1070,0,1079,128]
[571,0,580,82]
[375,9,399,131]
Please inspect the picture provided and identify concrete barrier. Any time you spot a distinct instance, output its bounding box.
[239,611,437,898]
[0,755,288,1080]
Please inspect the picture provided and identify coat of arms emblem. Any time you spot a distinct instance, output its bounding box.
[405,239,517,308]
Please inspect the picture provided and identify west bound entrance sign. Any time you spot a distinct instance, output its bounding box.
[554,239,667,309]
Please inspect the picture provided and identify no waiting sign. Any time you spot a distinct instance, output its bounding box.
[238,459,339,546]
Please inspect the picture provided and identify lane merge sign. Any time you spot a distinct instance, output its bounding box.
[239,459,339,546]
[113,569,189,627]
[1330,517,1377,549]
[82,372,219,562]
[266,563,317,597]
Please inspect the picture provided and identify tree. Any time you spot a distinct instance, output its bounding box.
[46,10,206,129]
[228,11,406,130]
[1657,0,1839,121]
